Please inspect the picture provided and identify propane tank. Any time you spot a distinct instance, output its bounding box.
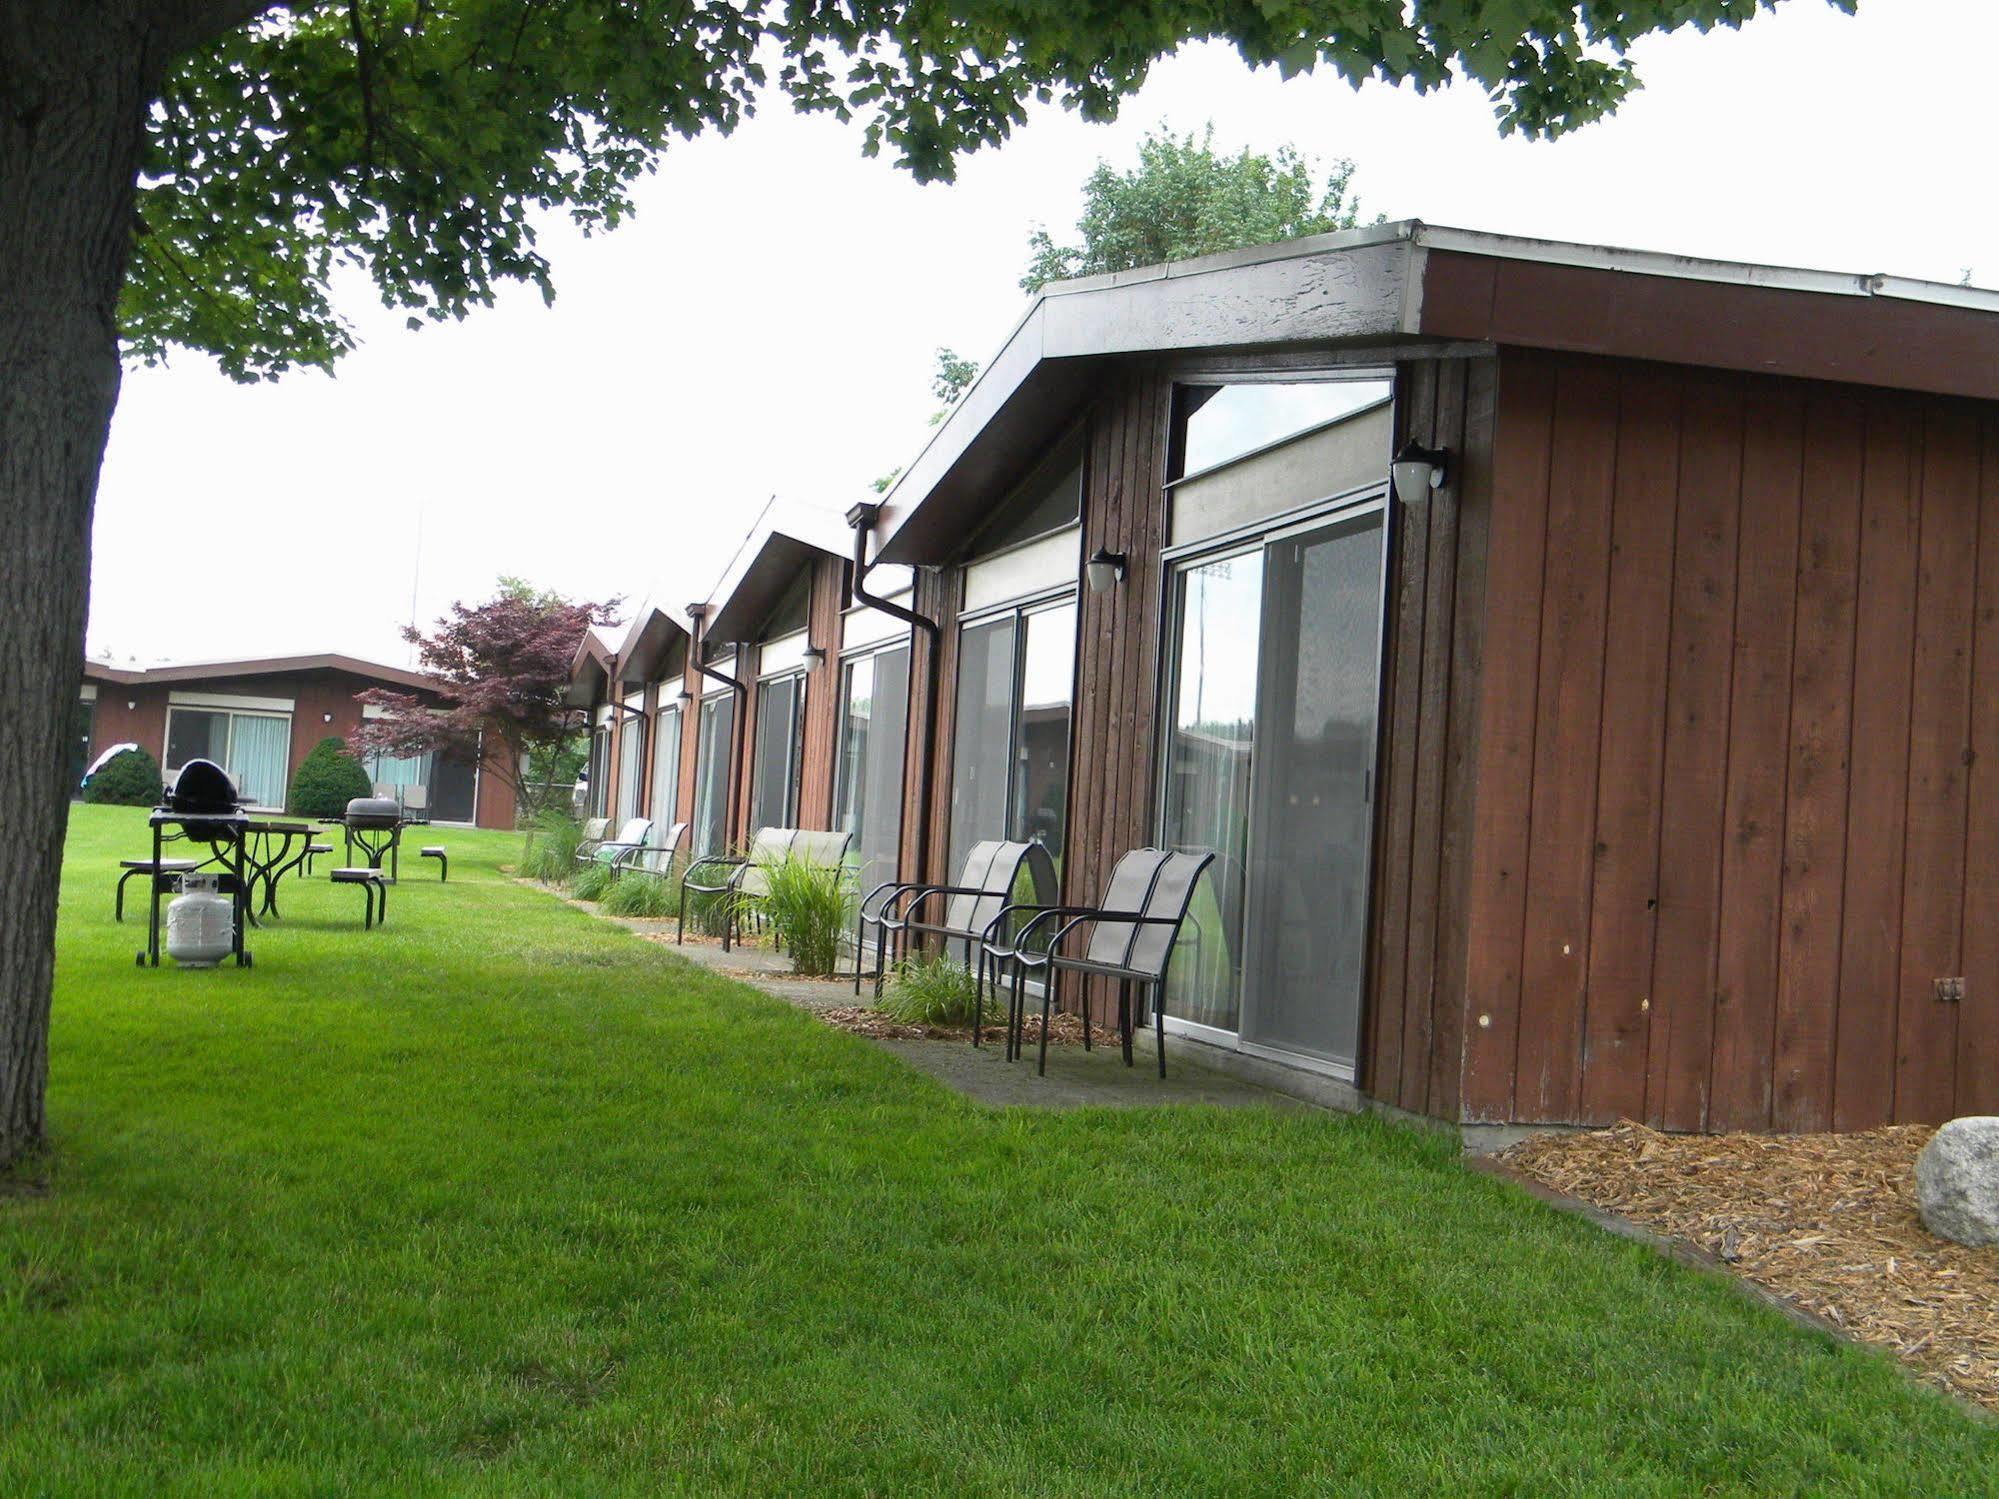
[166,874,235,968]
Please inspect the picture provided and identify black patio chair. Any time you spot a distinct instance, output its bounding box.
[856,841,1057,1044]
[986,848,1215,1077]
[678,828,851,952]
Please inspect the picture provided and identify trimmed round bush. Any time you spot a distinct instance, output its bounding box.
[288,736,373,817]
[81,745,163,806]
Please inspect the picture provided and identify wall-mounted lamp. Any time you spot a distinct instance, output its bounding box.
[323,712,334,723]
[126,699,137,711]
[801,645,826,669]
[675,688,693,705]
[1391,440,1449,506]
[1085,547,1128,595]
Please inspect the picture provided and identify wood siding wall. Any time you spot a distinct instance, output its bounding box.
[1364,356,1497,1119]
[1457,349,1999,1132]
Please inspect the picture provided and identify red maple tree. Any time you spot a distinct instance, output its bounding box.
[354,579,619,825]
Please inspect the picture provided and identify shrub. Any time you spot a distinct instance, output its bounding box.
[570,860,615,901]
[519,808,583,884]
[748,856,853,977]
[600,863,681,918]
[287,736,372,817]
[876,951,984,1025]
[81,746,163,806]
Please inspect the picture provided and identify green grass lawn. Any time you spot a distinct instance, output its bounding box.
[3,805,1994,1494]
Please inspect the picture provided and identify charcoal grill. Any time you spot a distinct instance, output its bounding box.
[139,758,251,968]
[341,796,406,881]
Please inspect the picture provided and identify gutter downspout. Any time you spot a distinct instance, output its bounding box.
[684,602,747,847]
[846,502,941,882]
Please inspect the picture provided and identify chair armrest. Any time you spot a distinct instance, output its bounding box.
[982,902,1098,948]
[679,854,746,890]
[860,880,926,921]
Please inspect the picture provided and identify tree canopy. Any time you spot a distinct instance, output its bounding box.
[120,1,1845,382]
[1022,125,1376,293]
[350,583,619,824]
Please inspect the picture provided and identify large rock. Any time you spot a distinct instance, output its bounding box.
[1916,1117,1999,1248]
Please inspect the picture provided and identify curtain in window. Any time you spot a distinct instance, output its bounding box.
[228,713,292,810]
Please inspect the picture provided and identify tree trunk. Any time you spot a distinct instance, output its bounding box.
[0,7,161,1166]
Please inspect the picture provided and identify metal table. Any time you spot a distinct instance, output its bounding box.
[139,809,251,968]
[240,820,328,919]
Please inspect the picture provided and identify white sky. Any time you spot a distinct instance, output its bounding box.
[89,0,1997,668]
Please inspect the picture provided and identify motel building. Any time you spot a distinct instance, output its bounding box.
[578,220,1999,1136]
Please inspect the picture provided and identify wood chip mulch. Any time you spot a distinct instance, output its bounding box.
[1499,1120,1999,1413]
[813,1006,1095,1046]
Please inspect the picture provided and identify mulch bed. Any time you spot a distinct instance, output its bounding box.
[1499,1120,1999,1414]
[813,1006,1095,1046]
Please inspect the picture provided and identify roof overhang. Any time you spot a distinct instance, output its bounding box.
[565,630,615,708]
[702,502,853,645]
[871,219,1999,565]
[616,603,691,687]
[81,652,437,694]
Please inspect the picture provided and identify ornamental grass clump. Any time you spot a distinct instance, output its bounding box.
[599,863,680,918]
[750,857,852,977]
[519,808,583,885]
[570,859,615,902]
[875,950,983,1026]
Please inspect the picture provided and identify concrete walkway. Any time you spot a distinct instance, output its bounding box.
[596,908,1314,1112]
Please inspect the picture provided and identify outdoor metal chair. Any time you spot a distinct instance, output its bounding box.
[578,816,652,867]
[401,784,430,823]
[609,821,689,881]
[677,827,851,952]
[855,841,1057,1044]
[986,848,1215,1077]
[573,817,613,860]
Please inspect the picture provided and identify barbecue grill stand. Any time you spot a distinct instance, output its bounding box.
[139,759,252,968]
[340,798,405,882]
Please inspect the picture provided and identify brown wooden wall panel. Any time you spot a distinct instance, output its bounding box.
[1894,409,1979,1121]
[795,555,848,830]
[1459,353,1556,1121]
[1365,354,1495,1117]
[1643,376,1743,1131]
[1064,368,1169,1020]
[1577,369,1681,1123]
[1367,365,1433,1107]
[1957,414,1999,1115]
[1768,396,1864,1130]
[1832,403,1920,1129]
[1454,350,1998,1130]
[1707,385,1804,1132]
[1514,362,1619,1119]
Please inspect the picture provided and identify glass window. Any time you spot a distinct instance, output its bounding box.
[615,714,646,824]
[763,569,812,640]
[835,646,910,897]
[693,696,733,855]
[947,601,1075,874]
[750,674,803,831]
[587,727,611,818]
[1160,551,1264,1032]
[652,704,681,824]
[166,707,289,809]
[968,441,1083,557]
[948,617,1017,874]
[1177,379,1392,479]
[166,708,227,771]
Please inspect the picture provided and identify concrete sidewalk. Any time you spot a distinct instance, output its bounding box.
[602,910,1316,1113]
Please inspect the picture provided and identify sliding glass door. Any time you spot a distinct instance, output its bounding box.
[1160,506,1385,1068]
[749,673,803,832]
[652,704,681,825]
[947,599,1075,875]
[166,706,291,810]
[693,695,733,855]
[835,645,909,896]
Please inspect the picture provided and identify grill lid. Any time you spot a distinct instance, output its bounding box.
[168,759,240,816]
[344,797,403,828]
